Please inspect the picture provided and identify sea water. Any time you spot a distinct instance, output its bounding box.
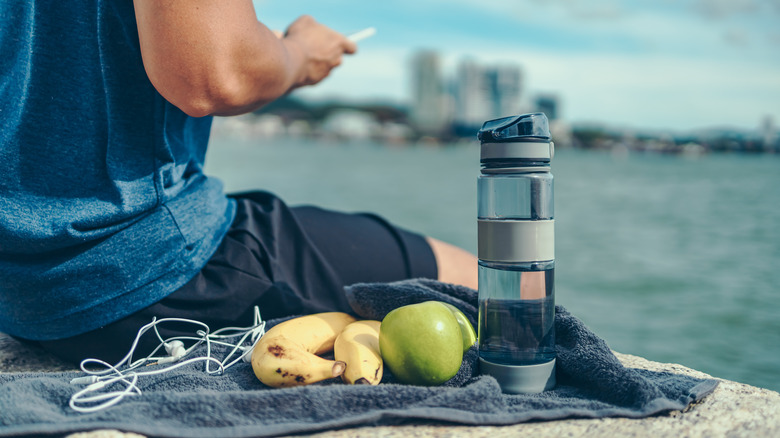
[478,261,556,366]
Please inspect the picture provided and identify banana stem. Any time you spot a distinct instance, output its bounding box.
[332,361,347,377]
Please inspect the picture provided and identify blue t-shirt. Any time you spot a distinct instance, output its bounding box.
[0,1,236,339]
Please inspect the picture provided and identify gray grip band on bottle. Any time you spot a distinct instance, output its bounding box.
[481,141,553,161]
[479,357,556,394]
[478,219,554,262]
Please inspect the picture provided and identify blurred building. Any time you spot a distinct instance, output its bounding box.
[410,51,449,136]
[535,94,559,120]
[453,59,490,132]
[488,65,523,119]
[320,109,378,140]
[409,50,524,138]
[453,59,522,136]
[762,115,777,151]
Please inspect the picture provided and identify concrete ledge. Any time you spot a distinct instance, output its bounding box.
[2,333,778,437]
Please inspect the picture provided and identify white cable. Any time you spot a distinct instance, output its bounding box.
[68,306,265,413]
[70,375,99,385]
[70,374,140,413]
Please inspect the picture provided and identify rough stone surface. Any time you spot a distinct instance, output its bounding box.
[0,332,75,373]
[1,333,777,438]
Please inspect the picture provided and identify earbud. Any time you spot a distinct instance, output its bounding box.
[164,340,186,357]
[157,340,186,364]
[241,346,254,363]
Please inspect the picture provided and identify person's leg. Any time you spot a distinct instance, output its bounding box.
[288,206,438,288]
[290,206,480,291]
[426,236,478,290]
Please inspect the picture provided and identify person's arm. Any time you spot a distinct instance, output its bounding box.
[132,0,356,117]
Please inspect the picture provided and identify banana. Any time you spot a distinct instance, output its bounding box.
[251,334,347,387]
[251,312,357,388]
[264,311,357,355]
[334,320,383,385]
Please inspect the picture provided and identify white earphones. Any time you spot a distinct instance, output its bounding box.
[156,340,186,365]
[68,306,265,413]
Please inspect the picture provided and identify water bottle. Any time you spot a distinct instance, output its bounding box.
[477,112,556,393]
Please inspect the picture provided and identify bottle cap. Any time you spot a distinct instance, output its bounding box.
[479,113,553,163]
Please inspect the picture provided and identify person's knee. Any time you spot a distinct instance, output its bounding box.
[425,237,478,290]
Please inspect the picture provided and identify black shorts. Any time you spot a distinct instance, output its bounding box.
[37,191,437,364]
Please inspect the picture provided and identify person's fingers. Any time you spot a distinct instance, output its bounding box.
[342,38,357,55]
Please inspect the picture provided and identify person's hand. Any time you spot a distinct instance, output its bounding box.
[283,15,357,88]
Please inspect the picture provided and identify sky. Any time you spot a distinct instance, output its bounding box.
[252,0,780,133]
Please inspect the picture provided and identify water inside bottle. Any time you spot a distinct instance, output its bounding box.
[477,173,553,220]
[478,262,555,366]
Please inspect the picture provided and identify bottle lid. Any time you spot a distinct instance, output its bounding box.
[479,113,553,163]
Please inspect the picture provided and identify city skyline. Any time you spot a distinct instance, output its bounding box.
[252,0,780,133]
[409,52,532,136]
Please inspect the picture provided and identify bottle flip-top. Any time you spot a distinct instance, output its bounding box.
[477,113,557,394]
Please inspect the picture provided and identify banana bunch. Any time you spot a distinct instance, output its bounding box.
[251,312,384,388]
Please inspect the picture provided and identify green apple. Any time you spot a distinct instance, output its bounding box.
[379,301,463,386]
[440,302,477,353]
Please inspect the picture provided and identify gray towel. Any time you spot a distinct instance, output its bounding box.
[0,279,718,438]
